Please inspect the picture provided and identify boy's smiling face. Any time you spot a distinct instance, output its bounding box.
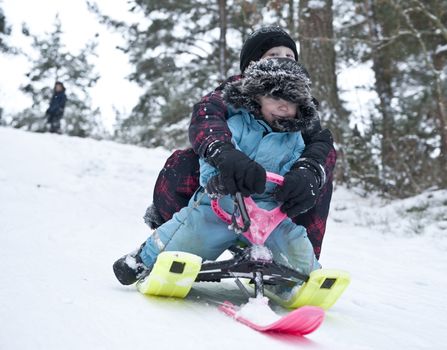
[259,96,297,125]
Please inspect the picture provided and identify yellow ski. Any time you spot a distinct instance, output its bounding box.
[137,251,202,298]
[267,269,351,310]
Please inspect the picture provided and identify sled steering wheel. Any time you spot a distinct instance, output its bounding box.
[211,172,287,245]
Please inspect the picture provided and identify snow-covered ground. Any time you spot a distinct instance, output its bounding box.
[1,127,446,350]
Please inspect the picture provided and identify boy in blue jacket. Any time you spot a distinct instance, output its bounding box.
[114,58,321,285]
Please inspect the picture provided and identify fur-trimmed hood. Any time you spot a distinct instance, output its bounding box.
[224,58,319,132]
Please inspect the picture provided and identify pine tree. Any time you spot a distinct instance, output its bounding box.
[345,124,380,193]
[10,15,104,138]
[98,0,236,148]
[0,1,13,125]
[335,0,446,196]
[0,1,11,53]
[90,0,279,149]
[367,0,447,195]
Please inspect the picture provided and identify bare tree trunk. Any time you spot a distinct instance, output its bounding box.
[434,81,447,167]
[269,0,297,37]
[218,0,227,80]
[298,0,349,183]
[364,0,396,191]
[287,0,296,37]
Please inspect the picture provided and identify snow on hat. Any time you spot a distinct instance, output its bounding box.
[239,26,298,73]
[224,58,318,132]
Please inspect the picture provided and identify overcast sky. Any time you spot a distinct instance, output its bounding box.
[0,0,143,130]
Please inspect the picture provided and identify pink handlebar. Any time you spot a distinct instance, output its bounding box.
[263,172,284,186]
[210,172,287,245]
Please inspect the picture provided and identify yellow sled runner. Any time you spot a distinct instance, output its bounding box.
[265,269,351,310]
[137,251,202,298]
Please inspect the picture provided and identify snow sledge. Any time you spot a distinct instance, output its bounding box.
[137,172,350,335]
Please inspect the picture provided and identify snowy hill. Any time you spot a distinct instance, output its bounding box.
[1,127,446,350]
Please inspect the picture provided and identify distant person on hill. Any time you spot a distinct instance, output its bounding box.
[45,81,66,133]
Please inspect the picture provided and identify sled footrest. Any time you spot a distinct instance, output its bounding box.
[137,251,202,298]
[271,269,351,310]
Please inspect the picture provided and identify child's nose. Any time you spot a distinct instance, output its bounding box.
[278,103,288,112]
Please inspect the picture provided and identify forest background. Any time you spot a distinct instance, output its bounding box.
[1,0,446,198]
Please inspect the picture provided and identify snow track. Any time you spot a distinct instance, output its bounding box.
[0,127,446,349]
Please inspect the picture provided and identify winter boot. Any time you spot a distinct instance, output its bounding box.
[113,244,150,285]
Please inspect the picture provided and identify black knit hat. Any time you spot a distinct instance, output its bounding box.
[239,26,298,73]
[224,58,318,132]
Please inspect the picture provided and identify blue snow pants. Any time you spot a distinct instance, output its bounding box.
[140,189,320,275]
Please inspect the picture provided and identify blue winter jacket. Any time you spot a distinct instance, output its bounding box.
[46,91,67,118]
[200,106,305,204]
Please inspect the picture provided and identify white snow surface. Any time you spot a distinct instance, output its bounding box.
[236,297,280,326]
[1,127,446,350]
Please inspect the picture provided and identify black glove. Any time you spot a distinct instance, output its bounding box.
[143,204,165,229]
[275,166,320,217]
[206,141,266,196]
[205,174,229,196]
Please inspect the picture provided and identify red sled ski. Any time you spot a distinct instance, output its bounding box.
[220,301,324,336]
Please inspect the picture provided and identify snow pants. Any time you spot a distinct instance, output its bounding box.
[46,113,62,133]
[140,189,320,276]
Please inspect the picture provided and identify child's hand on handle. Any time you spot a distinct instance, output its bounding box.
[206,174,229,196]
[274,167,320,217]
[206,141,266,196]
